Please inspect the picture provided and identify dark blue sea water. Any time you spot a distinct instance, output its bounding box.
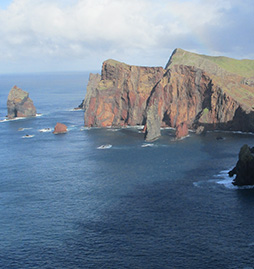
[0,72,254,269]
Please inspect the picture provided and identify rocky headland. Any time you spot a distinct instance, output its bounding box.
[82,49,254,141]
[229,144,254,186]
[7,86,37,119]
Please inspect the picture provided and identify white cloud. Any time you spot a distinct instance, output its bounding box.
[0,0,253,72]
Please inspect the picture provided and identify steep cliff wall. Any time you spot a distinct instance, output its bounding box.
[84,59,164,127]
[83,49,254,140]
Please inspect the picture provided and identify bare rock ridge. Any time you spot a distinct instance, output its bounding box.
[83,49,254,141]
[7,86,37,119]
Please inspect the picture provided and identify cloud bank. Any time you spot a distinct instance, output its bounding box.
[0,0,253,72]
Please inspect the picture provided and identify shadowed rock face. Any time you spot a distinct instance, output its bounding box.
[229,144,254,186]
[7,86,36,119]
[84,59,164,127]
[83,50,254,140]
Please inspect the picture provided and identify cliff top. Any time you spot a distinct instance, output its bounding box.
[166,48,254,109]
[166,48,254,78]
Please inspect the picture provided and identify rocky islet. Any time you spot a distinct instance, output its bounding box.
[7,85,37,119]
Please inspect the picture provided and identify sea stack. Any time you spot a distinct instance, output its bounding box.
[53,123,68,134]
[175,122,189,140]
[7,86,37,119]
[228,144,254,186]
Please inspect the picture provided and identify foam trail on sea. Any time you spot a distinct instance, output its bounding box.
[107,128,120,132]
[141,143,154,148]
[97,144,112,150]
[19,128,33,131]
[215,169,254,190]
[0,114,43,122]
[39,128,52,133]
[22,135,35,138]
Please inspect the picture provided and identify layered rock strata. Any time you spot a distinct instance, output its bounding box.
[84,59,164,127]
[83,50,254,141]
[7,86,37,119]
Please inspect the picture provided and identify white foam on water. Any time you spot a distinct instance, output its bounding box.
[216,178,237,190]
[18,127,33,131]
[22,135,34,138]
[107,128,120,132]
[97,144,112,150]
[141,143,154,148]
[39,128,52,133]
[215,169,254,190]
[0,114,43,122]
[161,127,175,130]
[0,117,26,122]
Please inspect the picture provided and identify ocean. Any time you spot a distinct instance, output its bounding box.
[0,72,254,269]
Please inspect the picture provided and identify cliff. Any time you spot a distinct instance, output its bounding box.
[7,86,37,119]
[83,49,254,140]
[84,59,164,127]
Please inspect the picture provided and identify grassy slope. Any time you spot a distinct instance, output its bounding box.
[167,48,254,78]
[167,48,254,108]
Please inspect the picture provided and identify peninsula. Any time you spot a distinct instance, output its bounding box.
[82,49,254,141]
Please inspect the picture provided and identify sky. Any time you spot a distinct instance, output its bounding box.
[0,0,253,73]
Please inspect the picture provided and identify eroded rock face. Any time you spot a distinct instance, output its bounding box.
[145,65,243,138]
[83,50,254,141]
[175,122,188,139]
[84,59,164,127]
[229,144,254,186]
[53,123,67,134]
[7,86,36,119]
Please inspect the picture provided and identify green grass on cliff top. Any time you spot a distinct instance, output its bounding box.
[167,48,254,78]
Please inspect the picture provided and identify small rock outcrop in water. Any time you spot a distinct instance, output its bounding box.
[53,123,68,134]
[195,125,206,135]
[228,144,254,186]
[83,49,254,141]
[7,86,37,119]
[175,122,188,139]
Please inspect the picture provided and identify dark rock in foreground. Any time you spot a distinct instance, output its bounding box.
[7,86,37,119]
[53,123,68,134]
[229,144,254,186]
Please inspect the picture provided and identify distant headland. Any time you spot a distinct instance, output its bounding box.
[81,48,254,141]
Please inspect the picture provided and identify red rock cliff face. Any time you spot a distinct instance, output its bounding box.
[145,65,241,140]
[84,59,164,127]
[84,58,254,141]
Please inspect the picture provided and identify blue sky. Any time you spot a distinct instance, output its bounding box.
[0,0,11,10]
[0,0,253,73]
